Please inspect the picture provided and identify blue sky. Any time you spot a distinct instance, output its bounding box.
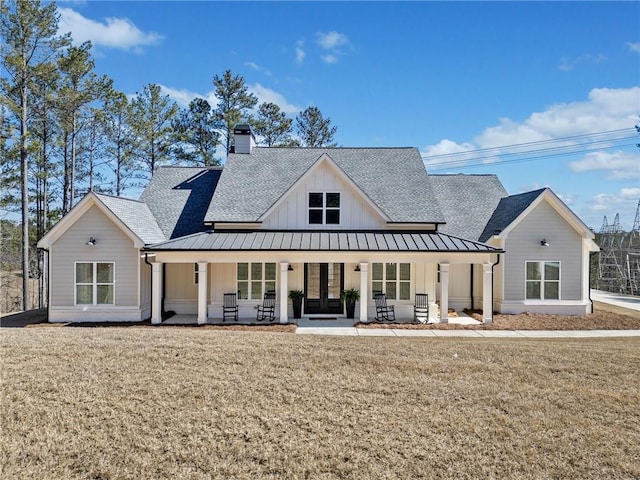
[57,1,640,230]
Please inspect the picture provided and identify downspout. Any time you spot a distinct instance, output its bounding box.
[39,247,50,314]
[470,264,474,310]
[489,253,501,323]
[162,262,166,318]
[589,251,598,314]
[144,252,153,321]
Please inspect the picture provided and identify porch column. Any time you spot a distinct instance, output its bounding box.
[279,262,288,323]
[440,263,450,323]
[482,262,493,324]
[151,261,163,325]
[197,262,208,325]
[359,262,368,322]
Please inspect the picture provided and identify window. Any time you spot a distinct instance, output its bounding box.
[372,263,411,300]
[308,192,340,225]
[526,261,560,300]
[194,263,199,284]
[75,262,114,305]
[237,263,276,300]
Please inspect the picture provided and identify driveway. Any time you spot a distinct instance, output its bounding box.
[591,289,640,312]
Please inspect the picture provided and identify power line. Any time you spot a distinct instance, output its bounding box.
[421,127,635,161]
[422,128,638,171]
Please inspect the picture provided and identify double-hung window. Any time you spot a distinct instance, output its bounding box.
[75,262,115,305]
[308,192,340,225]
[237,263,276,300]
[526,261,560,300]
[372,263,411,300]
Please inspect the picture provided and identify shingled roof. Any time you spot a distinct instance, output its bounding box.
[140,167,222,239]
[95,193,166,245]
[478,188,546,242]
[205,147,445,224]
[429,174,508,241]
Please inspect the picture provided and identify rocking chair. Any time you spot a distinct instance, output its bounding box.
[374,292,396,322]
[256,290,276,322]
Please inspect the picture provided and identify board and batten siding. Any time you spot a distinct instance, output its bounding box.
[261,160,386,230]
[503,201,583,302]
[50,205,141,320]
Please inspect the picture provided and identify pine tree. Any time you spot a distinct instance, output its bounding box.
[212,70,258,156]
[253,102,293,147]
[172,97,221,166]
[129,83,179,175]
[103,91,138,196]
[1,0,70,310]
[295,106,338,147]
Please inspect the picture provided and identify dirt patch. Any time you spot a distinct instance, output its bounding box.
[357,301,640,330]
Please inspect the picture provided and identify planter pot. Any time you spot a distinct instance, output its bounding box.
[292,298,303,319]
[345,299,356,319]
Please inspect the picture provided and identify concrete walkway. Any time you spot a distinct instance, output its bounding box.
[296,326,640,337]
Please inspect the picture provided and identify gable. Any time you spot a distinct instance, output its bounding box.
[206,147,445,225]
[38,192,146,249]
[260,155,387,229]
[494,189,595,241]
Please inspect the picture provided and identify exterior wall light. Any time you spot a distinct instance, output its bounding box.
[540,239,549,247]
[86,237,96,246]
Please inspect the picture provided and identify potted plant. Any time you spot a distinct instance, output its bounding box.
[288,290,304,319]
[341,288,360,319]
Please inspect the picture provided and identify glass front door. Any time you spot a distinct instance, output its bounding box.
[304,263,344,314]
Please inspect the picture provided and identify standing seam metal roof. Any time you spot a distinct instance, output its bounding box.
[144,230,502,252]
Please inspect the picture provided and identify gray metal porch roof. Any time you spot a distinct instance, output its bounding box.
[144,230,503,253]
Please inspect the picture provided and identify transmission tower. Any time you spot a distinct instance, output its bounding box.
[625,199,640,295]
[598,213,627,293]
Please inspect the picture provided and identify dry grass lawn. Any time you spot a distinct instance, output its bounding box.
[1,328,639,479]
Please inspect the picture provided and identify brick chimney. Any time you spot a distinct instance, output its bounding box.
[232,123,255,154]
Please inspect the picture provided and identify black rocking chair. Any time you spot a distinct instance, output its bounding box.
[414,293,429,324]
[374,292,396,322]
[257,290,276,322]
[223,293,238,322]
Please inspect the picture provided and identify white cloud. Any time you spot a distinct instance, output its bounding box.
[156,83,299,116]
[569,151,640,179]
[249,83,300,114]
[422,86,640,167]
[157,85,218,110]
[321,54,338,64]
[295,40,305,64]
[627,42,640,53]
[317,31,349,50]
[558,53,606,72]
[58,7,163,51]
[244,62,272,77]
[316,31,351,64]
[591,188,640,213]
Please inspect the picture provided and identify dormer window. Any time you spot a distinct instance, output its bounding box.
[309,192,340,225]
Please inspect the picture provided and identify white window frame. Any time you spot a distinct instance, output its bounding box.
[308,192,341,225]
[371,262,412,301]
[74,261,115,306]
[525,260,561,300]
[237,262,277,301]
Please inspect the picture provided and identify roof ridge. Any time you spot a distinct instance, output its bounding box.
[95,192,146,204]
[154,165,223,170]
[252,146,415,150]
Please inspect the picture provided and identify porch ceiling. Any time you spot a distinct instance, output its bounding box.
[144,230,503,253]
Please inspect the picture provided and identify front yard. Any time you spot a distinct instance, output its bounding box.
[1,327,639,479]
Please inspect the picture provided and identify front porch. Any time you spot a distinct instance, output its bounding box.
[160,311,482,327]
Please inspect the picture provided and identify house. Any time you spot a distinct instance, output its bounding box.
[37,124,599,324]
